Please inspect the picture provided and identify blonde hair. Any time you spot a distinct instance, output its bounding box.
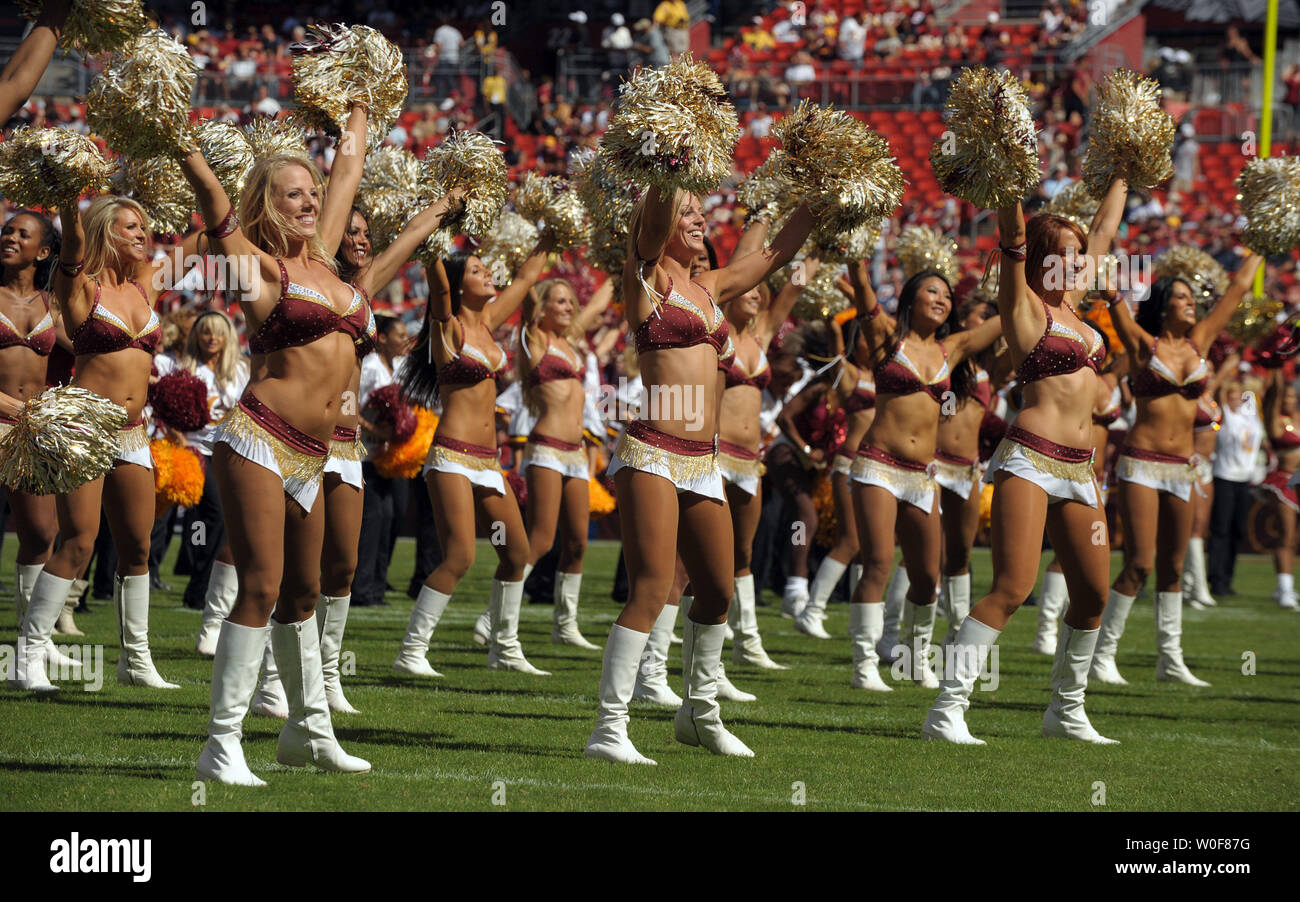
[183,309,247,390]
[517,277,580,415]
[81,196,150,281]
[625,189,692,289]
[238,155,337,273]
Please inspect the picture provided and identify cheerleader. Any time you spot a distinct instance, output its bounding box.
[393,233,554,678]
[185,104,373,785]
[1260,368,1300,611]
[14,193,202,692]
[1032,333,1126,654]
[585,192,811,764]
[2,211,63,638]
[1093,251,1262,687]
[1181,385,1222,608]
[796,313,876,639]
[848,261,1002,692]
[925,179,1126,744]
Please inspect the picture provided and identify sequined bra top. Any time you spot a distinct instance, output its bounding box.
[70,279,160,356]
[440,320,506,389]
[632,279,730,357]
[874,339,950,402]
[843,374,876,414]
[1017,300,1105,386]
[248,260,370,356]
[1093,383,1123,426]
[723,343,771,392]
[1130,338,1210,400]
[1275,417,1300,450]
[528,338,584,387]
[794,396,847,455]
[0,295,55,356]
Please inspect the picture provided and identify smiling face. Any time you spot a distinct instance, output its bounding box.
[730,285,762,321]
[909,276,953,332]
[460,256,498,305]
[1054,230,1087,293]
[272,164,321,237]
[195,317,227,361]
[0,213,51,271]
[341,210,371,270]
[667,195,707,262]
[690,245,712,278]
[114,208,150,264]
[1163,279,1198,330]
[539,282,576,332]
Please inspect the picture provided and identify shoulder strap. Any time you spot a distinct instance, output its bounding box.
[275,259,289,295]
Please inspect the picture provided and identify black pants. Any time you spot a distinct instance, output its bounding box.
[408,476,443,594]
[181,458,227,609]
[353,463,410,605]
[1208,477,1252,594]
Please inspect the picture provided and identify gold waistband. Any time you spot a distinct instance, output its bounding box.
[220,404,327,485]
[851,455,936,494]
[1116,453,1195,486]
[427,443,504,473]
[118,423,150,454]
[934,458,980,482]
[330,435,365,462]
[717,450,766,479]
[614,428,718,484]
[996,438,1095,484]
[524,440,588,469]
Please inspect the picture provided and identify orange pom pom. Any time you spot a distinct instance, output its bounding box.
[812,473,836,547]
[373,407,439,479]
[588,477,616,516]
[151,439,204,509]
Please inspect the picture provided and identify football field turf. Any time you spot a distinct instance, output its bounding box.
[1,539,1296,811]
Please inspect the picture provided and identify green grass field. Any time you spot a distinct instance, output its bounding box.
[1,538,1296,811]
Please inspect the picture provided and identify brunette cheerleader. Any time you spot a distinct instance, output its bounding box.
[1260,369,1300,611]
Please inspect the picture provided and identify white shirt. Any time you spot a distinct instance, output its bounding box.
[253,95,281,116]
[359,352,405,410]
[434,25,463,63]
[1213,393,1264,482]
[838,18,867,59]
[786,63,816,84]
[187,361,250,456]
[749,113,773,137]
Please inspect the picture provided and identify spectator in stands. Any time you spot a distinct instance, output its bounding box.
[654,0,692,58]
[1041,2,1067,46]
[837,12,867,68]
[978,12,1003,67]
[223,44,258,102]
[433,16,464,97]
[773,11,802,44]
[482,66,507,139]
[387,116,409,148]
[473,19,499,62]
[749,102,774,138]
[602,14,634,71]
[632,19,670,69]
[248,83,281,117]
[411,103,442,145]
[1172,123,1199,195]
[743,17,776,53]
[1285,63,1300,119]
[785,49,817,88]
[1220,25,1260,66]
[1041,162,1071,200]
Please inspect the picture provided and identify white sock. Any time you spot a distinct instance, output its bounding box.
[1278,573,1294,595]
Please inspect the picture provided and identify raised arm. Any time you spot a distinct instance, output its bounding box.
[141,230,207,302]
[849,258,893,358]
[1068,176,1128,307]
[776,378,829,466]
[318,104,369,255]
[1100,288,1150,363]
[51,203,91,326]
[731,215,771,263]
[623,188,683,326]
[946,314,1004,366]
[996,201,1054,358]
[572,276,614,334]
[1191,251,1264,355]
[353,190,464,298]
[710,203,813,301]
[757,256,819,346]
[0,1,67,123]
[486,231,555,330]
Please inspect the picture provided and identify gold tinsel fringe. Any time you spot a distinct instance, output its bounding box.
[0,127,115,209]
[930,67,1040,209]
[524,442,588,471]
[1115,453,1194,486]
[195,120,254,207]
[0,387,128,494]
[421,131,509,263]
[515,172,589,250]
[1043,181,1100,231]
[86,28,198,161]
[118,423,149,454]
[330,436,365,462]
[477,211,540,279]
[112,157,195,235]
[996,439,1094,484]
[792,261,850,320]
[816,220,882,265]
[243,117,310,162]
[1237,156,1300,256]
[1154,245,1228,304]
[217,405,327,486]
[850,455,936,495]
[717,451,766,480]
[291,24,407,141]
[18,0,148,55]
[1229,294,1285,343]
[738,150,794,225]
[896,225,959,283]
[614,430,718,483]
[425,443,504,473]
[1082,69,1174,197]
[602,54,739,198]
[934,458,981,485]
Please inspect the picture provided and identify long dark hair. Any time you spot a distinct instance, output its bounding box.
[3,209,60,291]
[400,253,470,407]
[891,270,977,402]
[334,205,366,284]
[1135,276,1191,336]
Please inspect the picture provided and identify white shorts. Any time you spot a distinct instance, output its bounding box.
[717,443,764,498]
[213,404,326,512]
[323,455,364,489]
[520,436,590,480]
[1115,449,1197,504]
[984,434,1097,508]
[606,422,725,502]
[934,456,981,501]
[421,437,506,496]
[115,423,153,470]
[850,448,938,514]
[830,453,853,477]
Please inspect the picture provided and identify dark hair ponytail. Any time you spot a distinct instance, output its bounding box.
[400,253,469,407]
[1135,276,1188,336]
[892,270,978,402]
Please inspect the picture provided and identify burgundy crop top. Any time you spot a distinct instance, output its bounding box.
[723,344,771,392]
[1017,300,1105,386]
[439,319,506,389]
[0,296,55,356]
[843,374,876,414]
[1093,383,1122,427]
[1130,338,1210,400]
[1274,417,1300,450]
[528,338,584,387]
[632,279,730,358]
[70,279,160,356]
[875,339,951,402]
[248,260,370,357]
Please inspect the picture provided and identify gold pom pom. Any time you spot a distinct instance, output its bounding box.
[18,0,148,55]
[0,387,128,494]
[361,145,421,195]
[816,220,882,265]
[896,225,959,284]
[738,150,794,225]
[0,127,115,209]
[420,130,509,262]
[1043,181,1099,231]
[85,28,198,161]
[242,117,310,162]
[1237,156,1300,257]
[1154,245,1228,305]
[1229,294,1285,343]
[112,157,195,236]
[291,24,407,141]
[1082,69,1174,197]
[355,188,421,258]
[776,100,903,235]
[516,173,589,250]
[776,261,849,320]
[195,120,254,207]
[602,54,740,197]
[930,67,1040,209]
[477,211,541,277]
